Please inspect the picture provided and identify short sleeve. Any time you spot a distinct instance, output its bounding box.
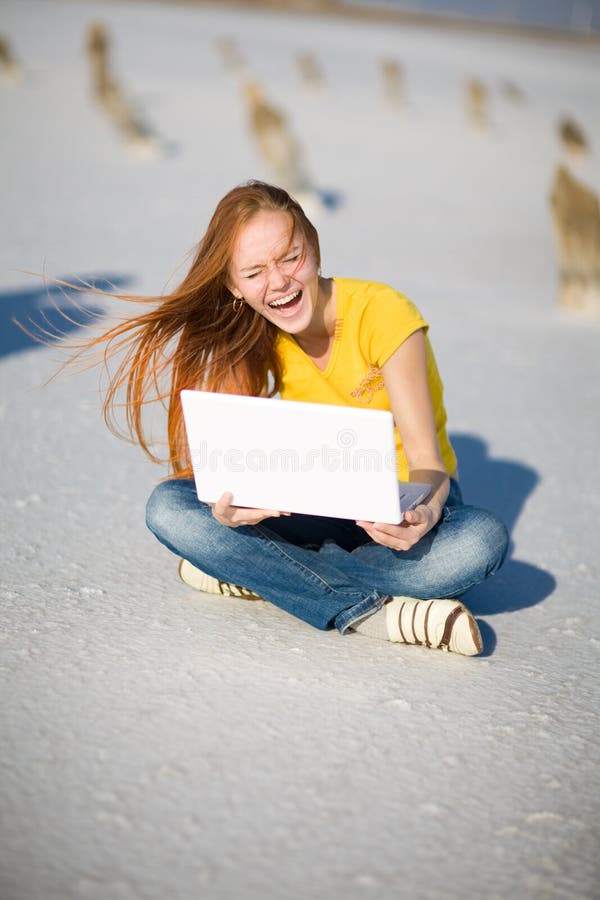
[357,283,429,368]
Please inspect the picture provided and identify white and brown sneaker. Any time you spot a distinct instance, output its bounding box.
[178,559,264,601]
[385,596,483,656]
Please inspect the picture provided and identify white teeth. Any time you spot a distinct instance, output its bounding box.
[269,290,300,309]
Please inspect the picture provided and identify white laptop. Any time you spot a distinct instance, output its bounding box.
[180,390,431,524]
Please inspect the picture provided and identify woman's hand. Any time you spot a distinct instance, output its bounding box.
[356,503,442,551]
[211,492,291,528]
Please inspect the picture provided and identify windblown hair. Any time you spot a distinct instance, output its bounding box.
[64,180,321,477]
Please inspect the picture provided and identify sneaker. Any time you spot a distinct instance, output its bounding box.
[386,596,483,656]
[178,559,263,601]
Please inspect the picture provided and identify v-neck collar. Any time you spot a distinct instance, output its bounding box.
[280,277,343,378]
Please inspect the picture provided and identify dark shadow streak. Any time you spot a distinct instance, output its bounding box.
[450,433,556,627]
[0,274,133,359]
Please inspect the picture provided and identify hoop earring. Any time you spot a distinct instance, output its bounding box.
[232,295,244,313]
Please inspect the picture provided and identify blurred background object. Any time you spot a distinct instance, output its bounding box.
[85,20,162,159]
[550,166,600,313]
[380,57,405,108]
[295,50,326,93]
[214,35,246,73]
[465,75,488,130]
[0,33,22,83]
[559,116,590,158]
[242,80,318,208]
[87,21,112,100]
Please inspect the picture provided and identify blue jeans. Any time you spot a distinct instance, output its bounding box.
[145,478,508,633]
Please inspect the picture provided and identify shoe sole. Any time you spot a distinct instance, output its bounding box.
[178,559,263,601]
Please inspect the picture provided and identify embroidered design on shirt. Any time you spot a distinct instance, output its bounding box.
[334,319,343,341]
[350,365,385,403]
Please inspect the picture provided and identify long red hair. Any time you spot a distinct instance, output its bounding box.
[61,181,321,477]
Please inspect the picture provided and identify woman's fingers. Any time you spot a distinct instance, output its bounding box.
[356,511,432,550]
[212,492,288,527]
[355,520,406,548]
[212,492,234,519]
[358,524,418,550]
[402,505,429,526]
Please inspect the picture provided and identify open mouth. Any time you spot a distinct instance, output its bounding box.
[268,289,302,313]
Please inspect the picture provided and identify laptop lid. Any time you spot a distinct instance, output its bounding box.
[180,390,428,523]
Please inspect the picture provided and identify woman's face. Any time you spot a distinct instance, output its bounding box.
[227,210,321,336]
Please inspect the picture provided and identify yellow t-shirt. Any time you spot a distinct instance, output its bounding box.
[275,278,457,481]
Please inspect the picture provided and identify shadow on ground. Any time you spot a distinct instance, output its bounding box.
[450,433,556,640]
[0,274,133,359]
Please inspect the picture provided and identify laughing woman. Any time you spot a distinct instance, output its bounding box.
[85,181,508,656]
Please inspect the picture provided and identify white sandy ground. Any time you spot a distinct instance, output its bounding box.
[1,1,600,898]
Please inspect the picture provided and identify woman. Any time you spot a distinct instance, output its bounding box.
[86,181,508,656]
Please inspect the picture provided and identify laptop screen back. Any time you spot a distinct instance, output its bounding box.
[180,390,404,522]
